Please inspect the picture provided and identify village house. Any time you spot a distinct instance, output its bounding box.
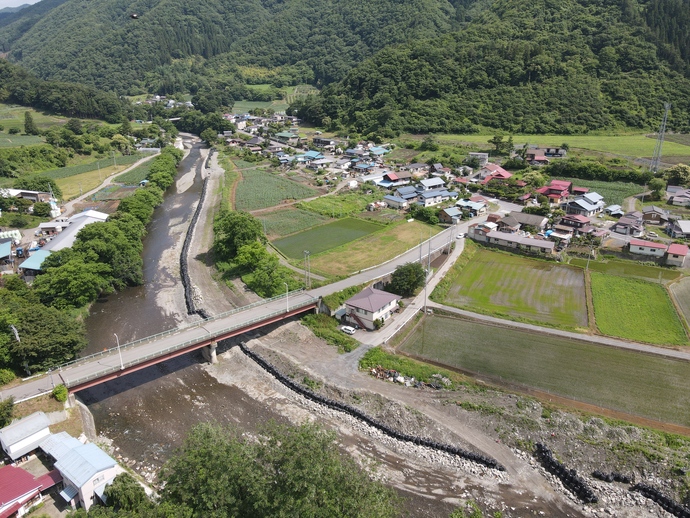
[467,152,489,167]
[402,163,430,178]
[496,214,520,233]
[666,243,689,267]
[628,238,667,258]
[565,192,605,217]
[476,163,510,180]
[312,137,340,148]
[525,152,550,166]
[378,171,412,189]
[535,179,572,205]
[667,219,690,239]
[611,212,645,237]
[344,286,400,331]
[510,212,548,232]
[0,464,60,517]
[418,177,446,191]
[483,231,555,255]
[438,207,464,224]
[382,195,409,210]
[604,204,625,217]
[455,198,487,216]
[668,188,690,207]
[0,412,51,462]
[395,186,420,202]
[642,205,670,225]
[558,214,591,232]
[480,170,513,185]
[274,131,300,145]
[416,189,457,207]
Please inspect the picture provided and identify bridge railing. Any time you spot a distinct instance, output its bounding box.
[57,289,308,370]
[63,296,318,388]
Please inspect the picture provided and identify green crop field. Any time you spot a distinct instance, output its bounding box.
[670,278,690,329]
[551,177,646,206]
[235,168,318,211]
[298,191,382,217]
[259,208,330,239]
[29,154,144,181]
[0,104,65,131]
[399,316,690,426]
[590,273,688,345]
[308,220,441,277]
[115,160,153,185]
[441,250,588,329]
[434,133,690,159]
[570,258,682,283]
[272,218,382,258]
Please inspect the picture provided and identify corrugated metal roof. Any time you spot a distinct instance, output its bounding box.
[0,242,10,259]
[17,250,51,271]
[55,443,116,488]
[40,432,82,461]
[0,412,50,447]
[668,244,689,256]
[0,465,41,507]
[59,485,78,503]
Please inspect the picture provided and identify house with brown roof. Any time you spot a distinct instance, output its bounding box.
[642,205,670,225]
[344,286,401,331]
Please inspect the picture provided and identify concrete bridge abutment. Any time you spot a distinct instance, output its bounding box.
[202,342,218,364]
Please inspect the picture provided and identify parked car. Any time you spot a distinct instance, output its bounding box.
[647,231,659,238]
[341,326,356,335]
[456,233,466,239]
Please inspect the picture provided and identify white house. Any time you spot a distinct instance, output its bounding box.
[345,286,401,331]
[418,178,446,191]
[667,244,689,267]
[0,464,59,517]
[0,412,51,461]
[43,435,121,511]
[383,195,409,210]
[629,239,666,258]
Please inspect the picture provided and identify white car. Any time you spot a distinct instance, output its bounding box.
[341,326,356,335]
[647,231,659,238]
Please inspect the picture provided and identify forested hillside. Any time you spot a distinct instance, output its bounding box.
[0,0,471,94]
[291,0,690,136]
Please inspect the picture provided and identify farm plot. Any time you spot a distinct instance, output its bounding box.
[570,258,682,283]
[551,177,645,206]
[399,316,690,427]
[441,250,588,329]
[0,135,44,148]
[298,191,381,217]
[670,277,690,329]
[273,218,382,258]
[235,168,317,211]
[258,208,331,240]
[308,220,441,277]
[590,273,688,346]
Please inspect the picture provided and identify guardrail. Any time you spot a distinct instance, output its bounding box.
[58,289,308,370]
[64,296,318,388]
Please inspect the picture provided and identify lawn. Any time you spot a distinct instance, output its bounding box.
[590,272,688,345]
[399,316,690,426]
[0,103,65,131]
[258,208,331,239]
[235,168,318,211]
[0,135,45,148]
[434,133,690,159]
[55,157,148,200]
[551,177,646,206]
[440,250,588,329]
[298,191,382,217]
[272,218,382,258]
[570,258,682,283]
[307,220,442,277]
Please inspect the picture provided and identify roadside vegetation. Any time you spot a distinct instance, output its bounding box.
[301,314,358,353]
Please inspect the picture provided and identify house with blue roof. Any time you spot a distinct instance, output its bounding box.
[565,191,605,217]
[383,195,409,210]
[42,435,122,511]
[417,189,458,207]
[396,186,419,201]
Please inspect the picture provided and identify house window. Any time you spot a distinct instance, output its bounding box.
[93,475,105,485]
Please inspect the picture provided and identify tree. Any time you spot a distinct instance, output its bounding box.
[213,210,266,261]
[32,257,113,310]
[663,164,690,186]
[24,111,39,135]
[104,473,148,511]
[200,128,217,146]
[118,117,133,137]
[487,135,504,154]
[65,118,83,135]
[32,201,52,217]
[160,422,398,518]
[648,177,667,199]
[388,262,426,297]
[420,134,439,152]
[0,398,13,428]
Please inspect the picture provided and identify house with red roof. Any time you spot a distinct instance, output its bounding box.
[629,239,667,258]
[476,163,510,180]
[535,179,572,204]
[666,244,689,267]
[344,286,401,331]
[480,170,513,185]
[0,465,61,518]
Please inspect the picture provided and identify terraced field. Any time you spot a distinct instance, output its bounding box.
[441,250,588,329]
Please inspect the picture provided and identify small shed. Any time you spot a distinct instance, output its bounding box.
[0,412,51,461]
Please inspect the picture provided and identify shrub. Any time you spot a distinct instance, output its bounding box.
[8,128,19,135]
[52,384,68,402]
[0,369,14,386]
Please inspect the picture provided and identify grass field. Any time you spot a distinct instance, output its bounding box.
[32,154,144,181]
[55,156,149,200]
[442,250,588,329]
[590,272,688,345]
[298,191,382,217]
[0,135,45,148]
[551,177,646,206]
[0,104,65,131]
[570,258,682,283]
[399,316,690,426]
[273,218,382,258]
[670,278,690,329]
[433,133,690,159]
[308,220,442,277]
[258,208,331,239]
[235,168,318,211]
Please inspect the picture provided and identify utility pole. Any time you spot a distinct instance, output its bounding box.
[649,103,671,176]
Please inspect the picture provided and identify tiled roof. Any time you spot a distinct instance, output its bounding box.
[345,286,400,313]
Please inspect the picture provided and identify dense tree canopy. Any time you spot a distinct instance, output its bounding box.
[212,210,266,261]
[388,262,426,297]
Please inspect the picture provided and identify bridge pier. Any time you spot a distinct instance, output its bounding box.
[202,342,218,364]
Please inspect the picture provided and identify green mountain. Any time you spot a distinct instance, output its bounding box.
[0,0,470,94]
[292,0,690,136]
